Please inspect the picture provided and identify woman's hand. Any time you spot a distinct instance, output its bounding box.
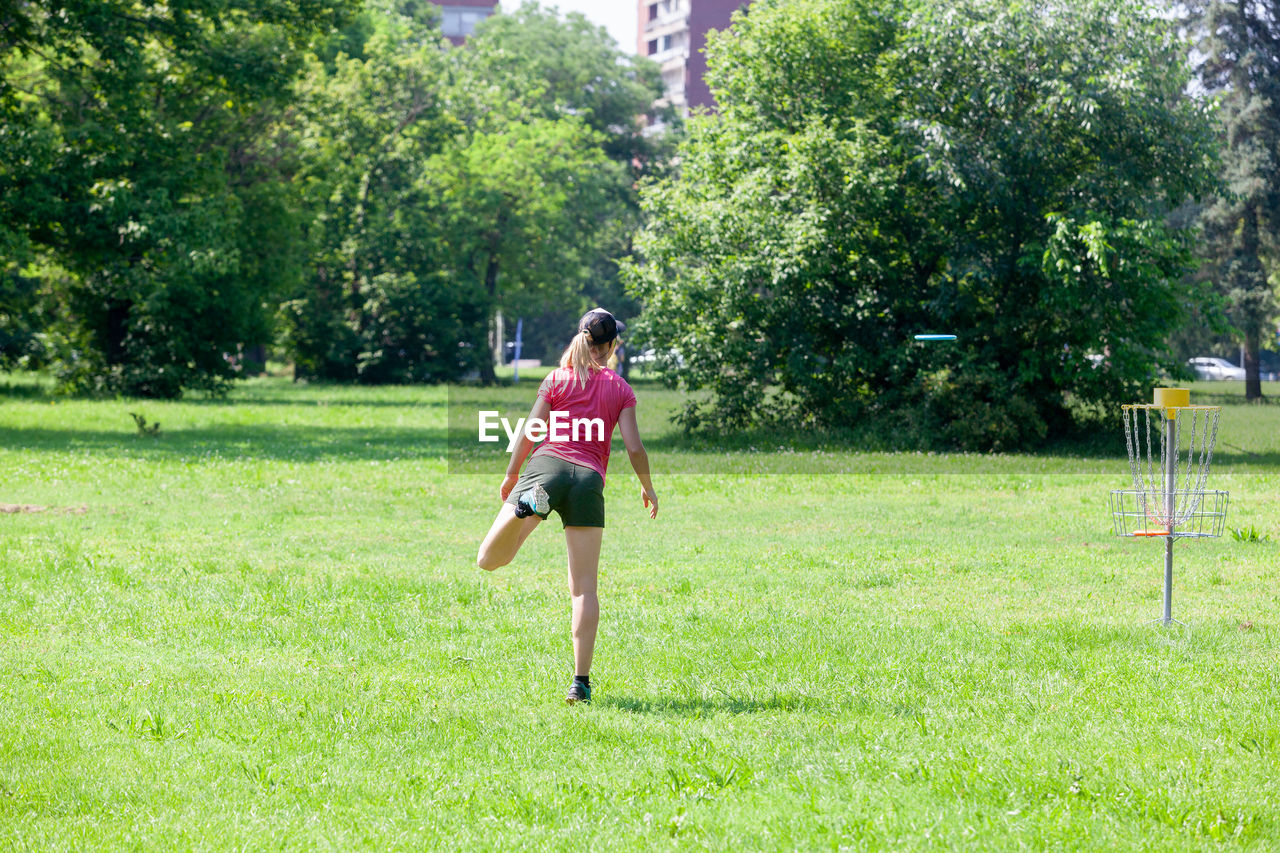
[500,473,519,502]
[641,486,658,519]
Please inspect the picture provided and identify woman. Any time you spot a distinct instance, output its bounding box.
[476,308,658,704]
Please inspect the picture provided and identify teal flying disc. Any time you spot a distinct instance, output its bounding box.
[914,334,957,341]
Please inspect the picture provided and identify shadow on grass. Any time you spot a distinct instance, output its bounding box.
[7,373,1278,468]
[0,425,449,462]
[1211,448,1280,467]
[0,379,51,399]
[0,373,448,408]
[179,394,449,409]
[601,691,822,716]
[631,416,1280,470]
[9,418,1277,471]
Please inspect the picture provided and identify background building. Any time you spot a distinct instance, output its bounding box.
[637,0,747,120]
[432,0,499,45]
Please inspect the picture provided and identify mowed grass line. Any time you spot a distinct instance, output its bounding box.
[1,377,1279,849]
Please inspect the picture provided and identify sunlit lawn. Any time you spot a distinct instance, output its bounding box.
[2,375,1279,848]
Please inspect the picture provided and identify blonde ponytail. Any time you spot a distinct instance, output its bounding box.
[559,331,619,389]
[560,329,597,389]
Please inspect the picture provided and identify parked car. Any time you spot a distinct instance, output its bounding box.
[1187,356,1246,381]
[631,348,684,369]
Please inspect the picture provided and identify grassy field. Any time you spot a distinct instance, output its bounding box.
[2,375,1280,849]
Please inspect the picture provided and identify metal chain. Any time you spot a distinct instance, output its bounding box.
[1152,404,1162,491]
[1156,405,1165,505]
[1123,406,1140,490]
[1150,406,1163,525]
[1182,408,1195,494]
[1203,407,1219,489]
[1177,409,1194,523]
[1116,402,1223,536]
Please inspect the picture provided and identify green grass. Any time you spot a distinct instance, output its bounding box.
[3,375,1280,848]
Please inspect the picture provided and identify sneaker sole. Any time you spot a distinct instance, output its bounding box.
[532,484,550,517]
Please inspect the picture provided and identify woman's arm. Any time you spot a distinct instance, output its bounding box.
[618,407,657,518]
[500,396,552,501]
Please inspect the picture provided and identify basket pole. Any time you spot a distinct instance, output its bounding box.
[1111,389,1227,627]
[1164,410,1176,624]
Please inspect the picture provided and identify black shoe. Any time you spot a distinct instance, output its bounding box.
[565,680,592,704]
[514,484,549,519]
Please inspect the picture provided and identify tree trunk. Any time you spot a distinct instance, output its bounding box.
[479,254,499,385]
[245,344,267,376]
[105,300,130,365]
[1240,201,1265,401]
[1245,324,1263,401]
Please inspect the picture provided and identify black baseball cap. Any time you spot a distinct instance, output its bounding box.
[579,308,625,345]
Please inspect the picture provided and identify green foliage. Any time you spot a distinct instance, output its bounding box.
[1,1,670,391]
[0,269,48,369]
[282,18,472,382]
[282,2,666,384]
[0,0,359,397]
[419,114,624,381]
[1229,525,1270,543]
[128,411,161,437]
[459,3,679,368]
[1186,1,1280,400]
[626,0,1218,450]
[464,2,678,172]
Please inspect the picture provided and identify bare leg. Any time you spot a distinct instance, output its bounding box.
[476,504,542,570]
[564,526,603,676]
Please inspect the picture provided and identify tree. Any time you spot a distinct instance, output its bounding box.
[625,0,1218,449]
[282,1,665,384]
[0,0,356,396]
[455,2,674,378]
[0,270,47,369]
[421,114,623,383]
[462,2,676,174]
[1186,0,1280,401]
[281,6,478,383]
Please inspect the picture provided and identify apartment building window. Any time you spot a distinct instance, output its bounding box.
[647,38,658,55]
[662,68,684,95]
[648,3,658,21]
[441,6,490,39]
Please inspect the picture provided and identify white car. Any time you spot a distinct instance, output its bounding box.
[630,348,684,369]
[1188,356,1246,381]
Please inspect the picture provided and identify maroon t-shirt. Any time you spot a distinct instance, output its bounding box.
[533,367,636,483]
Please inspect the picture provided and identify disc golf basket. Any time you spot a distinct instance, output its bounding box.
[1109,388,1228,626]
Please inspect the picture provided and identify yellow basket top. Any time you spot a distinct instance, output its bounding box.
[1122,388,1220,418]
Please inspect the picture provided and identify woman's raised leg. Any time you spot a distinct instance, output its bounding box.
[476,504,542,570]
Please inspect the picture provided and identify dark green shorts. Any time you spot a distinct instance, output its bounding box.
[505,453,606,528]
